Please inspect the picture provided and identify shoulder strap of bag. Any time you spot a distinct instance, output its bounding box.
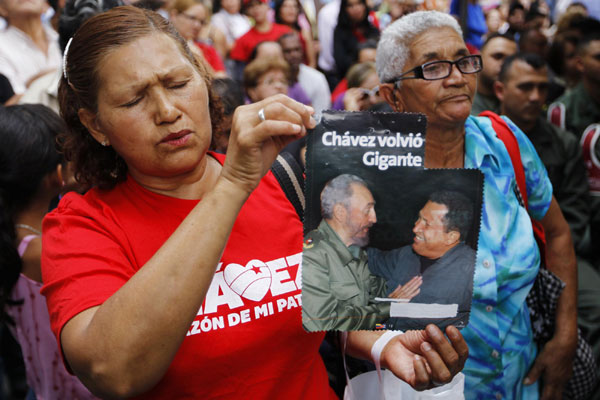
[271,151,305,221]
[479,111,547,261]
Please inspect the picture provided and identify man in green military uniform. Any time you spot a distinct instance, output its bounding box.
[548,34,600,141]
[470,33,517,115]
[302,174,390,331]
[496,52,600,399]
[548,33,600,264]
[547,36,600,397]
[495,53,591,251]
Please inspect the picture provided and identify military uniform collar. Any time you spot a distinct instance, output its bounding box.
[527,117,553,146]
[318,220,364,265]
[575,82,600,115]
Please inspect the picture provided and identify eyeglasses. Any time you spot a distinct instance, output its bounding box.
[387,55,482,83]
[181,13,205,25]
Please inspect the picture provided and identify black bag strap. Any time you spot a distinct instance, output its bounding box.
[271,151,305,221]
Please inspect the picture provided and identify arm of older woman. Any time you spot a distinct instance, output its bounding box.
[58,95,315,398]
[347,325,469,390]
[524,197,578,400]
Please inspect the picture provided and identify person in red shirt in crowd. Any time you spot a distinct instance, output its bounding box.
[170,0,227,77]
[229,0,291,63]
[43,6,468,399]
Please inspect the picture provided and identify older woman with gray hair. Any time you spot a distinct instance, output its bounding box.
[375,10,577,400]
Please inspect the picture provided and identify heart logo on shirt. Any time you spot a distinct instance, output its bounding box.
[224,259,272,302]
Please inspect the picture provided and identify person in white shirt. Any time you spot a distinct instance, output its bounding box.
[210,0,251,53]
[0,0,61,95]
[317,0,340,87]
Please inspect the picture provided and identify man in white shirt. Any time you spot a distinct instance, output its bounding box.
[279,32,331,112]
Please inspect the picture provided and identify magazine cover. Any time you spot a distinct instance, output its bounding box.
[301,110,483,332]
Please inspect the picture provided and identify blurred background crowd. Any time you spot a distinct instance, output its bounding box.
[2,0,599,118]
[1,0,600,398]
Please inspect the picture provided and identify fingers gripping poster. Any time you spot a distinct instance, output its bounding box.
[301,111,483,332]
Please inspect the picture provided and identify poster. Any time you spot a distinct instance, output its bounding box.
[301,111,483,332]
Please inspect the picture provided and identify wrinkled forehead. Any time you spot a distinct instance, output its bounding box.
[423,201,448,221]
[95,33,199,93]
[350,183,374,205]
[407,27,467,65]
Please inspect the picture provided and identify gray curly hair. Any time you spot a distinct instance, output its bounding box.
[376,11,462,86]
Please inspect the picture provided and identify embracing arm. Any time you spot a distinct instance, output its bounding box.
[56,96,315,398]
[525,197,578,399]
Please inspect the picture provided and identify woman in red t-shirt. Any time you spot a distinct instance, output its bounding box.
[43,6,467,399]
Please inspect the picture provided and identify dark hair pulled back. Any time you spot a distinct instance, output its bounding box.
[0,104,65,323]
[59,6,223,189]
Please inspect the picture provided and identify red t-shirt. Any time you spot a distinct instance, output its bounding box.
[229,23,292,62]
[194,41,226,72]
[41,153,335,399]
[331,78,348,104]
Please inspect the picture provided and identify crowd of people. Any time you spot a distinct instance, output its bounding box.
[0,0,599,398]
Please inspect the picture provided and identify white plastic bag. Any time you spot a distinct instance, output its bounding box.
[341,331,464,400]
[344,370,465,400]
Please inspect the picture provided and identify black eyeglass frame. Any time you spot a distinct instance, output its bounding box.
[386,55,483,84]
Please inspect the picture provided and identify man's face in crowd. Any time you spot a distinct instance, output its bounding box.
[412,201,456,259]
[479,37,517,90]
[280,35,304,69]
[344,184,377,247]
[580,39,600,86]
[508,7,525,32]
[563,40,580,82]
[496,60,548,130]
[520,30,548,59]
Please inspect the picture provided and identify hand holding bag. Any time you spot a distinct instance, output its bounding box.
[341,331,465,400]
